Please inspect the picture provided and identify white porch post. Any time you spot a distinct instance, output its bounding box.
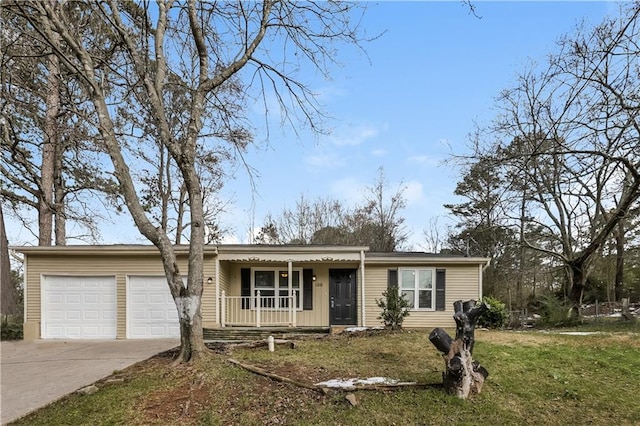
[360,249,366,327]
[292,290,297,327]
[221,290,226,328]
[256,290,261,327]
[288,260,293,327]
[215,255,220,326]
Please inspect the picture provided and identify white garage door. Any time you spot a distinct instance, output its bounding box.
[127,276,180,338]
[42,275,117,339]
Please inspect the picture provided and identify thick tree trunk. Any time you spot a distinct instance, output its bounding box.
[614,219,625,301]
[568,262,587,317]
[39,12,60,247]
[176,289,206,362]
[429,300,489,399]
[173,166,208,363]
[54,139,66,245]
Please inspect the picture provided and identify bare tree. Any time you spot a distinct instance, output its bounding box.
[358,167,408,251]
[5,1,365,361]
[474,3,640,314]
[422,217,447,254]
[256,169,408,251]
[257,195,346,244]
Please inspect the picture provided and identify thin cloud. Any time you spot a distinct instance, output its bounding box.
[329,124,379,146]
[403,180,425,206]
[371,148,387,157]
[406,155,430,163]
[304,152,345,169]
[329,177,366,205]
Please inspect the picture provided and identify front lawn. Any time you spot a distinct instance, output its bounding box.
[12,325,640,425]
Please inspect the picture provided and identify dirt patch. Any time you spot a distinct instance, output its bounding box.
[123,346,337,424]
[139,379,212,424]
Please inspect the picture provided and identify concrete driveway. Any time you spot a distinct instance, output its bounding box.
[0,339,178,424]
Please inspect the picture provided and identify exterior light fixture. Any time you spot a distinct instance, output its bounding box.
[207,277,213,285]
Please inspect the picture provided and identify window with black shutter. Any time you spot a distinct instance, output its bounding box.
[435,268,446,311]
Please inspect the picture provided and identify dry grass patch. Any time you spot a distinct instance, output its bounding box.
[11,326,640,426]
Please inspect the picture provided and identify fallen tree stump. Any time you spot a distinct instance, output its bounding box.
[429,299,489,399]
[227,358,324,393]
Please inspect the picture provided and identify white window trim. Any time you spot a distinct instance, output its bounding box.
[399,268,435,311]
[250,267,303,311]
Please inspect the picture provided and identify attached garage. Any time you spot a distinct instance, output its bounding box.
[127,276,180,339]
[41,275,117,339]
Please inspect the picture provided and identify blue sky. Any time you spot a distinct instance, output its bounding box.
[219,1,615,248]
[6,1,617,249]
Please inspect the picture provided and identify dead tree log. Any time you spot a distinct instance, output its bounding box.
[227,358,324,393]
[429,299,489,399]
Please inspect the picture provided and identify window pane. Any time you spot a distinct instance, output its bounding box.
[255,271,274,288]
[418,270,432,289]
[418,290,432,309]
[401,290,414,309]
[279,271,288,288]
[278,271,301,288]
[401,270,415,289]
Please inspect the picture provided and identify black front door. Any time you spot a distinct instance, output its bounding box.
[329,269,357,325]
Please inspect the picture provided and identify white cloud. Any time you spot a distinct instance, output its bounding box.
[329,177,366,205]
[371,148,387,157]
[220,234,241,244]
[329,124,379,147]
[403,180,425,206]
[406,155,440,166]
[304,152,345,169]
[315,84,347,102]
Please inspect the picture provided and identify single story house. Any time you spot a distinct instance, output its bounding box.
[13,244,490,340]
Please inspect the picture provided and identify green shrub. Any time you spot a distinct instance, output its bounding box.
[477,296,508,329]
[376,285,410,330]
[1,317,23,340]
[537,295,581,328]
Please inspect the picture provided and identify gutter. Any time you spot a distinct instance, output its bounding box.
[360,250,366,327]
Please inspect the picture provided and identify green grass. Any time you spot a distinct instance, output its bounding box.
[11,325,640,425]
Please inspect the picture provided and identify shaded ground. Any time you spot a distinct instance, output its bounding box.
[117,344,347,425]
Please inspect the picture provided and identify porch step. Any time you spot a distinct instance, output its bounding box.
[203,326,329,341]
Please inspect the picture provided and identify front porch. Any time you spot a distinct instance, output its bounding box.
[213,245,368,330]
[219,292,302,328]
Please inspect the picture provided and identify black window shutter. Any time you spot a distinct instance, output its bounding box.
[303,269,313,310]
[241,268,251,309]
[387,269,398,292]
[435,268,446,311]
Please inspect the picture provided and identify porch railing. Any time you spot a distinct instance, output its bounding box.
[220,290,297,327]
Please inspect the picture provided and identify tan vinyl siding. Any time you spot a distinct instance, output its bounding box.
[299,264,326,327]
[200,255,217,328]
[219,261,230,294]
[207,260,230,328]
[363,264,482,329]
[363,266,387,328]
[24,253,216,339]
